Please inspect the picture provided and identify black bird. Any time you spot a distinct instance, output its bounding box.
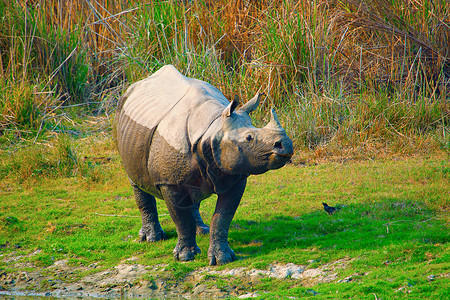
[322,202,337,215]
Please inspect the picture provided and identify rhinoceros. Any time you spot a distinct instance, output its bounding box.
[114,65,293,265]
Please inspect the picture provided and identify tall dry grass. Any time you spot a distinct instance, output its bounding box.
[0,0,449,160]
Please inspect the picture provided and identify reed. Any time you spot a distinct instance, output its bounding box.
[0,0,448,159]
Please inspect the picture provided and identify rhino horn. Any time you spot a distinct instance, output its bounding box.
[240,93,263,114]
[265,108,284,131]
[222,95,240,118]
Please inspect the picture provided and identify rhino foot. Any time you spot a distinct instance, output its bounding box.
[196,224,210,235]
[173,244,201,261]
[208,242,237,266]
[139,226,167,242]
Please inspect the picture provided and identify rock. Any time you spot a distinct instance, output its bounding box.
[193,284,208,294]
[276,263,303,279]
[50,259,69,268]
[238,292,260,298]
[301,268,324,278]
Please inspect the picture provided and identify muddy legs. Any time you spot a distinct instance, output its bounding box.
[192,202,210,235]
[133,185,167,242]
[160,186,201,261]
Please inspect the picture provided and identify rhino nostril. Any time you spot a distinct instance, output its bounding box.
[274,141,283,150]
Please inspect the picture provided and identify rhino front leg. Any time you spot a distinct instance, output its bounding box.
[133,184,167,242]
[192,202,210,235]
[208,178,246,266]
[160,186,201,261]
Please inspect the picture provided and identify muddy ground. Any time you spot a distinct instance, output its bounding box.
[0,250,355,299]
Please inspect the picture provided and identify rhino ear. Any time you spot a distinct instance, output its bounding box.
[240,93,263,114]
[222,95,240,118]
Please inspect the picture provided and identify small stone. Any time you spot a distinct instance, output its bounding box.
[238,292,260,298]
[193,284,207,294]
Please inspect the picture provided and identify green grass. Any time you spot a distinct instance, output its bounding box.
[0,135,448,298]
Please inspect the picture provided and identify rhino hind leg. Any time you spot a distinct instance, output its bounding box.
[192,202,210,235]
[160,185,201,262]
[132,185,167,242]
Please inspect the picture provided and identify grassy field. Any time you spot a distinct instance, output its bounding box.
[0,0,449,298]
[0,131,449,298]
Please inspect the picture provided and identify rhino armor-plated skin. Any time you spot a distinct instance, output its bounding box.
[115,65,293,265]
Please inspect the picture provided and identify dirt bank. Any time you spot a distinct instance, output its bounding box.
[1,251,354,299]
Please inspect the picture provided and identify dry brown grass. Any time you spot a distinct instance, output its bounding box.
[0,0,448,160]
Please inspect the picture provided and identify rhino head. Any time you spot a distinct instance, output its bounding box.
[208,93,294,176]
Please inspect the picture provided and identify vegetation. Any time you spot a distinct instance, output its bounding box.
[0,0,449,298]
[0,139,449,297]
[0,0,448,159]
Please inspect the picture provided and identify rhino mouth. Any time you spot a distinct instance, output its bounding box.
[273,152,293,158]
[272,145,294,159]
[260,148,293,161]
[269,151,293,167]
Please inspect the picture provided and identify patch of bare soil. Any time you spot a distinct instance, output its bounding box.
[0,252,355,299]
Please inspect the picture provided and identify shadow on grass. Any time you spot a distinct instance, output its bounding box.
[229,199,448,263]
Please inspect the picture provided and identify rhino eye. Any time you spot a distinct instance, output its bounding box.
[246,133,254,141]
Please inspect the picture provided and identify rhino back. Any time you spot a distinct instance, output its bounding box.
[120,65,227,152]
[115,65,227,195]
